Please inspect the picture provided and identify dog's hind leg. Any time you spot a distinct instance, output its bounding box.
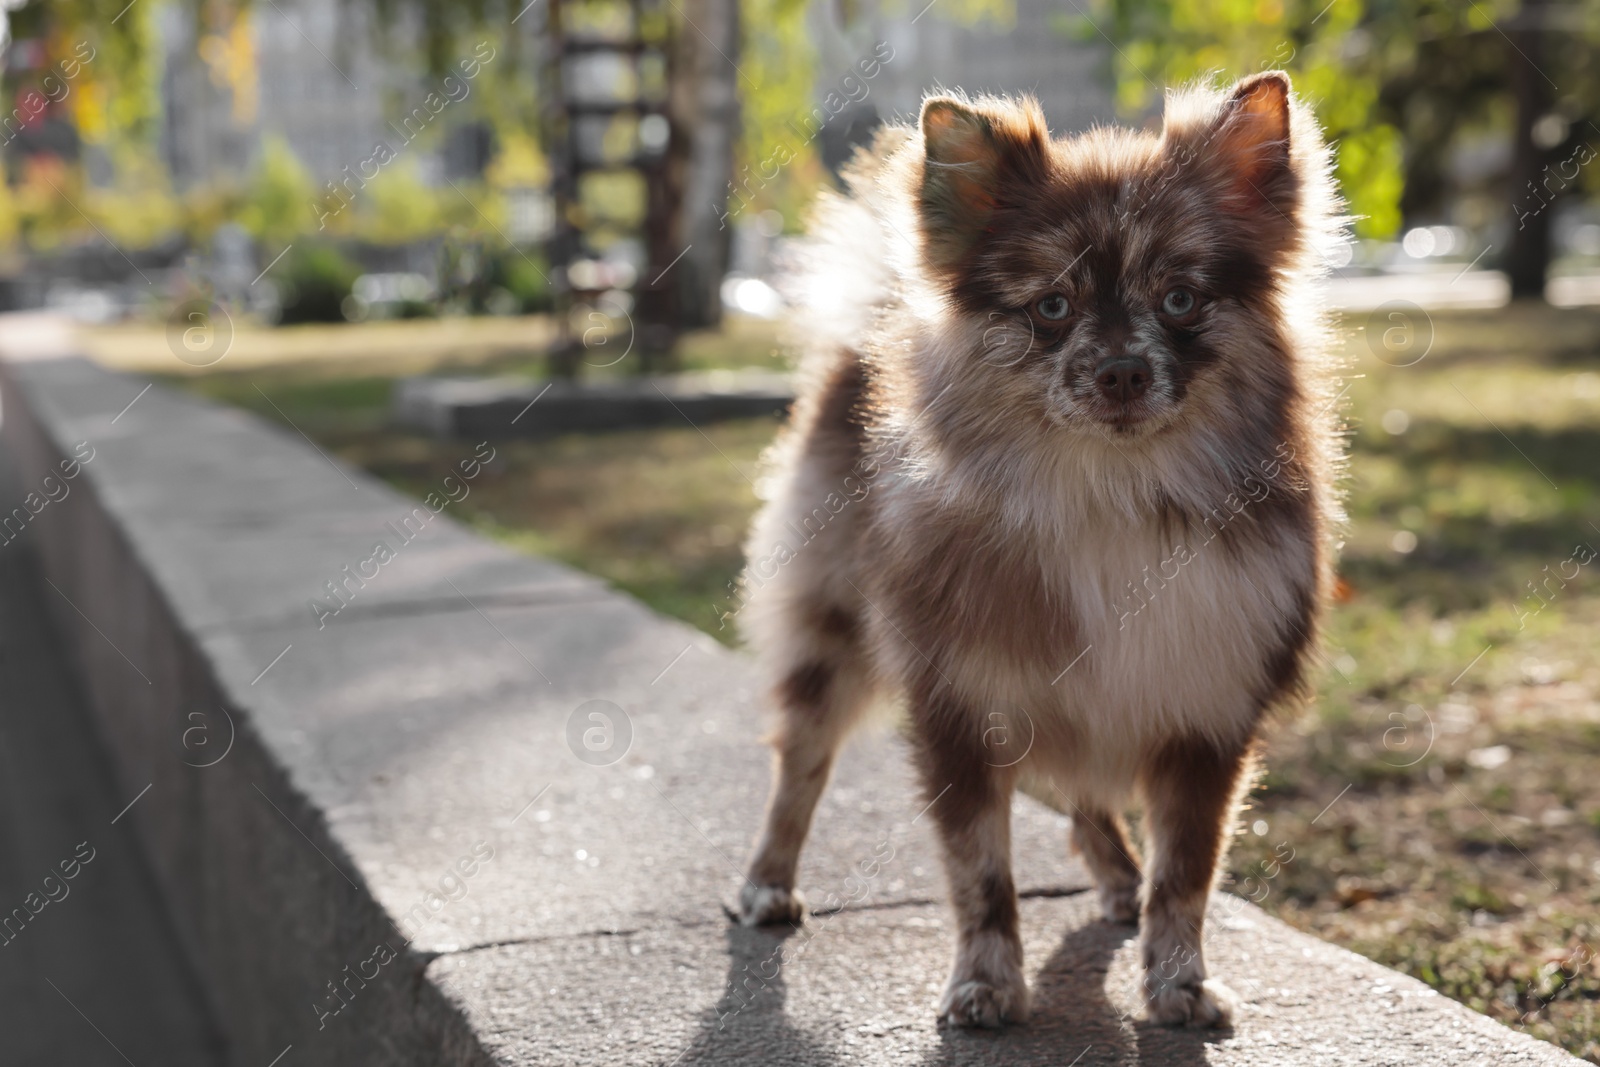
[739,603,873,926]
[737,351,876,925]
[1070,805,1143,924]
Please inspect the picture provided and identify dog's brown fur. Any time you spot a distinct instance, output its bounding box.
[736,72,1345,1030]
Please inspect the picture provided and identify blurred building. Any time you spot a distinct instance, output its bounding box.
[879,7,1112,129]
[156,1,511,193]
[727,5,1114,287]
[811,4,1113,172]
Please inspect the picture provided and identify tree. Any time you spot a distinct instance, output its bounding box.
[1362,2,1600,299]
[664,0,741,329]
[1085,0,1600,301]
[1494,2,1600,298]
[1085,0,1404,237]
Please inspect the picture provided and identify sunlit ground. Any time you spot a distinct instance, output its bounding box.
[81,315,560,376]
[146,305,1600,1061]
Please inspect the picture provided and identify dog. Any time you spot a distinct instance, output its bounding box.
[734,70,1345,1030]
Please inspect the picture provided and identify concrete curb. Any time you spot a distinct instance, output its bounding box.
[392,371,793,440]
[0,354,492,1063]
[0,336,1583,1066]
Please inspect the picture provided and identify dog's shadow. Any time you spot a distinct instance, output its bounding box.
[666,924,847,1067]
[668,917,1227,1065]
[918,918,1226,1067]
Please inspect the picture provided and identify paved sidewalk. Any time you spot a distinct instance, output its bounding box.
[0,443,224,1065]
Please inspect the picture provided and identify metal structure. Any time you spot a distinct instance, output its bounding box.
[538,0,680,376]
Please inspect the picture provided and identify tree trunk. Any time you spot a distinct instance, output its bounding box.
[664,0,739,330]
[1505,15,1553,302]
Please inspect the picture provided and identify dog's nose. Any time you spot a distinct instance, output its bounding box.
[1094,356,1152,403]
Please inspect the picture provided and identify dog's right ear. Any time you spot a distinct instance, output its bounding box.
[1209,72,1293,215]
[918,96,1047,273]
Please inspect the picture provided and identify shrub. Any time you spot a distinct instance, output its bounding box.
[275,245,359,324]
[240,138,317,247]
[493,250,551,313]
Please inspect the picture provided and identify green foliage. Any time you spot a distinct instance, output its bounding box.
[14,0,163,147]
[1079,0,1405,237]
[1,3,210,250]
[735,0,820,225]
[497,251,553,312]
[276,245,360,324]
[362,162,448,245]
[734,0,1016,229]
[430,241,553,315]
[1338,123,1404,239]
[87,147,184,247]
[1082,0,1600,239]
[239,137,316,248]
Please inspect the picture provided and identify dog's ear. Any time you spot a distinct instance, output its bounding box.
[918,96,1048,272]
[1199,72,1294,215]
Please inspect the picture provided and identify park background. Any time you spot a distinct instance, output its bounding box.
[5,0,1600,1059]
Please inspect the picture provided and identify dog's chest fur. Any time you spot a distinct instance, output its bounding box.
[862,444,1314,782]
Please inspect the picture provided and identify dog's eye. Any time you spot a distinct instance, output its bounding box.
[1034,294,1071,321]
[1160,288,1198,319]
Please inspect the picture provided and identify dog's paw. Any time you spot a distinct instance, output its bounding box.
[737,883,807,926]
[937,976,1030,1029]
[1098,883,1140,925]
[1145,978,1235,1028]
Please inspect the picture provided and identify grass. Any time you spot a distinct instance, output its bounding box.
[356,424,767,628]
[1227,303,1600,1061]
[140,304,1600,1061]
[82,314,561,376]
[81,311,786,378]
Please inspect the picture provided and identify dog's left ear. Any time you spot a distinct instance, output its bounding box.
[1202,71,1294,214]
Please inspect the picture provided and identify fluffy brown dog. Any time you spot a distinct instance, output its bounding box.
[736,71,1345,1030]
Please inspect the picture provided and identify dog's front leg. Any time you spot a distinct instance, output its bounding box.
[1137,734,1253,1027]
[914,688,1029,1029]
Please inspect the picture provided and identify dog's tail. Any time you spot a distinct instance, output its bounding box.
[775,127,912,381]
